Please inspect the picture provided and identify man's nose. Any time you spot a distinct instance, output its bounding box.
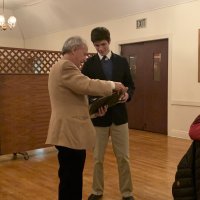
[98,46,104,51]
[83,57,87,62]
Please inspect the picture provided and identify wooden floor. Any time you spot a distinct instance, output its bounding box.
[0,130,191,200]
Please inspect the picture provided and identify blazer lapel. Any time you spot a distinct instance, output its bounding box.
[110,53,118,81]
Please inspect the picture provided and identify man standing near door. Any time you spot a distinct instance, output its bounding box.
[82,27,135,200]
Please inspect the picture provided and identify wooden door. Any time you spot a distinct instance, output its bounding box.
[121,39,168,134]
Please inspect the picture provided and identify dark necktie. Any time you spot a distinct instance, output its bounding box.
[101,56,112,80]
[102,56,108,61]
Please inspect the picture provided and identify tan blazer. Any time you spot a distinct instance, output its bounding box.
[46,59,113,149]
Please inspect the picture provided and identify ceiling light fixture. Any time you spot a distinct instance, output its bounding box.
[0,0,16,31]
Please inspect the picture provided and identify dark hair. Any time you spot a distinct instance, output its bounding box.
[91,27,111,43]
[62,36,87,55]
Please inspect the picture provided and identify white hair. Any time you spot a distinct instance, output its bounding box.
[62,36,87,55]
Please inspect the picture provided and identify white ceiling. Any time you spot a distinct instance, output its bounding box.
[0,0,197,39]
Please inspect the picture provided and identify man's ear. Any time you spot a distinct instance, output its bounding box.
[71,47,77,55]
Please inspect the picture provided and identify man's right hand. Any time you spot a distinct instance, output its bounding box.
[114,82,128,93]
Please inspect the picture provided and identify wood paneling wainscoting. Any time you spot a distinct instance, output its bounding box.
[0,130,191,200]
[0,46,62,156]
[0,74,51,154]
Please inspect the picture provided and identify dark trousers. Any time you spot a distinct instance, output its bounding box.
[56,146,86,200]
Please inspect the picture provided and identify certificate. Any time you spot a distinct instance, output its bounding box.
[89,92,122,115]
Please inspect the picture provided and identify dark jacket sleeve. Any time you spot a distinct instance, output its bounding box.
[172,142,196,200]
[120,57,135,102]
[195,141,200,199]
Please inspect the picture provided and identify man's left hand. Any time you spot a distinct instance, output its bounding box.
[119,92,129,103]
[96,105,108,117]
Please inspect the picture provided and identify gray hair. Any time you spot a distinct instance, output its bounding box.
[62,36,87,55]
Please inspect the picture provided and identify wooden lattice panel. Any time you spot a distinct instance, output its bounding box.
[0,47,62,74]
[0,47,95,74]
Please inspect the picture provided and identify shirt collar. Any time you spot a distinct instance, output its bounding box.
[98,51,112,60]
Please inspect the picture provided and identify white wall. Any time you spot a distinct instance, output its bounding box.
[8,1,200,139]
[0,37,24,48]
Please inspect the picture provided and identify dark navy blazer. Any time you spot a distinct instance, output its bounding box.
[82,53,135,127]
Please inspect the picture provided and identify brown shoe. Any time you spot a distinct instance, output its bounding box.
[88,194,103,200]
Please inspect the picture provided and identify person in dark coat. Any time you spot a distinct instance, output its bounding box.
[82,27,135,200]
[172,115,200,200]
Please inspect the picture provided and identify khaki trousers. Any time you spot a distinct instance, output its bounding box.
[92,123,133,197]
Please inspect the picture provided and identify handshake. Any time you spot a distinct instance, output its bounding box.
[113,82,128,93]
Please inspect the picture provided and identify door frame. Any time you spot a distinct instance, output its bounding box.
[117,34,172,135]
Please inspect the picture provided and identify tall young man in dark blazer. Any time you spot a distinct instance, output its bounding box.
[82,27,135,200]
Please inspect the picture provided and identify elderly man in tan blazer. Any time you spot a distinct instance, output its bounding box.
[46,36,126,200]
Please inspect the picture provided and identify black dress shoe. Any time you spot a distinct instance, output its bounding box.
[88,194,103,200]
[122,196,135,200]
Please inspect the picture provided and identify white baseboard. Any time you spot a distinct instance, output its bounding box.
[168,129,191,140]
